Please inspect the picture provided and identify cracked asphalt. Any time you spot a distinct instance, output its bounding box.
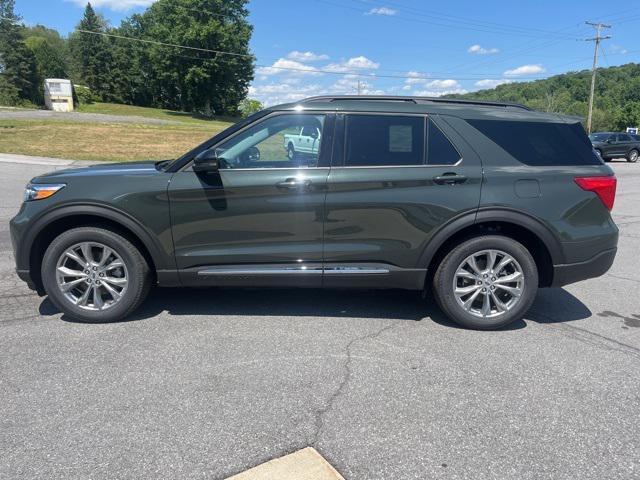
[1,158,639,479]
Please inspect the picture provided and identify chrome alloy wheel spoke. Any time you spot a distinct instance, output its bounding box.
[55,242,128,311]
[453,249,525,319]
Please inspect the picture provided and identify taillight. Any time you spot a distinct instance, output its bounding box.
[574,176,617,211]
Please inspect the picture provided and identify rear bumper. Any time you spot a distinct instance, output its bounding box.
[551,247,617,287]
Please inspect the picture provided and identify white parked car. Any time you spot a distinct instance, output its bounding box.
[283,125,321,159]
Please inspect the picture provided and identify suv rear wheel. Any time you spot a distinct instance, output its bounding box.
[627,149,639,163]
[41,227,151,323]
[433,236,538,330]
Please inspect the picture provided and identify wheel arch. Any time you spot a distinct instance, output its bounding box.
[420,208,561,288]
[24,205,168,292]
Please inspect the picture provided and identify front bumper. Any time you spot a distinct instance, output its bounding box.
[551,248,617,287]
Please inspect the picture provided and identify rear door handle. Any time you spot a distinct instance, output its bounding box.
[433,173,468,185]
[276,178,312,189]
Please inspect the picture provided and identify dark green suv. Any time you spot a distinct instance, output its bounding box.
[10,96,619,329]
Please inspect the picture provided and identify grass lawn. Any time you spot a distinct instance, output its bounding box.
[0,120,230,162]
[77,102,237,127]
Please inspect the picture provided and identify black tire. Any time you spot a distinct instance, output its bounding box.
[627,149,639,163]
[287,143,295,160]
[432,235,538,330]
[41,227,151,323]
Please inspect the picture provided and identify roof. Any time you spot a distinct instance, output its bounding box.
[267,95,578,123]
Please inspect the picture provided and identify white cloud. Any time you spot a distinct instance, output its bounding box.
[324,56,380,72]
[249,82,325,106]
[413,88,468,97]
[257,58,322,76]
[425,79,461,90]
[468,44,499,55]
[286,50,330,62]
[474,79,514,88]
[610,45,628,55]
[404,71,428,85]
[65,0,155,11]
[504,64,545,77]
[366,6,398,16]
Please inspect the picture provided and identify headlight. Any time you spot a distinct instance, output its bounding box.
[23,183,66,202]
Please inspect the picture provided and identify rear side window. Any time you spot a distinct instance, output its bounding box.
[344,115,424,166]
[341,115,461,167]
[468,120,601,166]
[617,134,632,142]
[427,119,461,165]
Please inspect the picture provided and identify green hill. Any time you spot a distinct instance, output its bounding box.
[448,63,640,131]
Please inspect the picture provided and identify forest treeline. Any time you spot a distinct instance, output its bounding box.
[0,0,255,116]
[448,63,640,131]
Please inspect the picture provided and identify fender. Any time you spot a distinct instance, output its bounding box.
[417,207,563,270]
[18,202,173,273]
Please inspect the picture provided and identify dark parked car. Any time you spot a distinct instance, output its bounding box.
[589,131,640,162]
[10,96,618,329]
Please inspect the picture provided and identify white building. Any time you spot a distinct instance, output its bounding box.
[44,79,74,112]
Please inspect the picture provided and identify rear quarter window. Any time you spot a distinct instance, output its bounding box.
[468,119,601,166]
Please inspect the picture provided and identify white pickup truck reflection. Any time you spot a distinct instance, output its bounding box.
[283,126,321,159]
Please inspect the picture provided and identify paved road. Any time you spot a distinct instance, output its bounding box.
[0,108,180,125]
[1,158,639,480]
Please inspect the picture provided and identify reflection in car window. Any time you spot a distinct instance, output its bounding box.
[206,114,325,169]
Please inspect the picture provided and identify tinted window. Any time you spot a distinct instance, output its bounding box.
[427,119,461,165]
[210,114,325,169]
[632,134,640,141]
[589,133,612,142]
[617,134,632,142]
[344,115,425,166]
[468,120,601,166]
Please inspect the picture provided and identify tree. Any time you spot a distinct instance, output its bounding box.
[615,102,640,130]
[68,3,115,100]
[239,98,263,117]
[0,0,40,105]
[134,0,254,115]
[24,25,70,80]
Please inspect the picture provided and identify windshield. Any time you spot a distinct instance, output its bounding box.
[589,133,611,142]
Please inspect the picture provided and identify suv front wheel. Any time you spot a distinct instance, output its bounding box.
[433,236,538,330]
[41,227,151,323]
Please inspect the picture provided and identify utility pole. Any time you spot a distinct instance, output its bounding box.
[585,21,611,134]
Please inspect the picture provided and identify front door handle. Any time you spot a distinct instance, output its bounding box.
[433,173,468,185]
[276,178,312,189]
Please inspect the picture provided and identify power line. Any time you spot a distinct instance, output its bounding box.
[585,21,611,133]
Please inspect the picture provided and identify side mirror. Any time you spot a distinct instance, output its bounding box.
[193,149,219,173]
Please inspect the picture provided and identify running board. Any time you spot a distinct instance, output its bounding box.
[182,264,425,290]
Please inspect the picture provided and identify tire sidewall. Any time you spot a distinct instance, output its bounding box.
[42,228,147,322]
[627,149,639,163]
[433,236,539,330]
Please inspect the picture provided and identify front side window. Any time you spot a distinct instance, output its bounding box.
[206,114,326,169]
[344,115,425,167]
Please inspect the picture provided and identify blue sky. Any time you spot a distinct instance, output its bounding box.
[14,0,640,105]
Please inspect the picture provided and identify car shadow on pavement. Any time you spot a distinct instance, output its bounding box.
[39,285,591,330]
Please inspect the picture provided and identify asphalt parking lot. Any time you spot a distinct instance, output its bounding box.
[1,158,639,479]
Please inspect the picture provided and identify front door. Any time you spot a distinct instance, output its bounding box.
[323,113,482,289]
[169,112,333,287]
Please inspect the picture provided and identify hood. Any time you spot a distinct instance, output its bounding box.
[32,160,163,183]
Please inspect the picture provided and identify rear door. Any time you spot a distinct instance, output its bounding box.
[169,112,334,286]
[323,113,482,289]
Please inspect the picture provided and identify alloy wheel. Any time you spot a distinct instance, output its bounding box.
[452,249,525,319]
[55,242,128,311]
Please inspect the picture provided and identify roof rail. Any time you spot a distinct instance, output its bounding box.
[301,95,531,110]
